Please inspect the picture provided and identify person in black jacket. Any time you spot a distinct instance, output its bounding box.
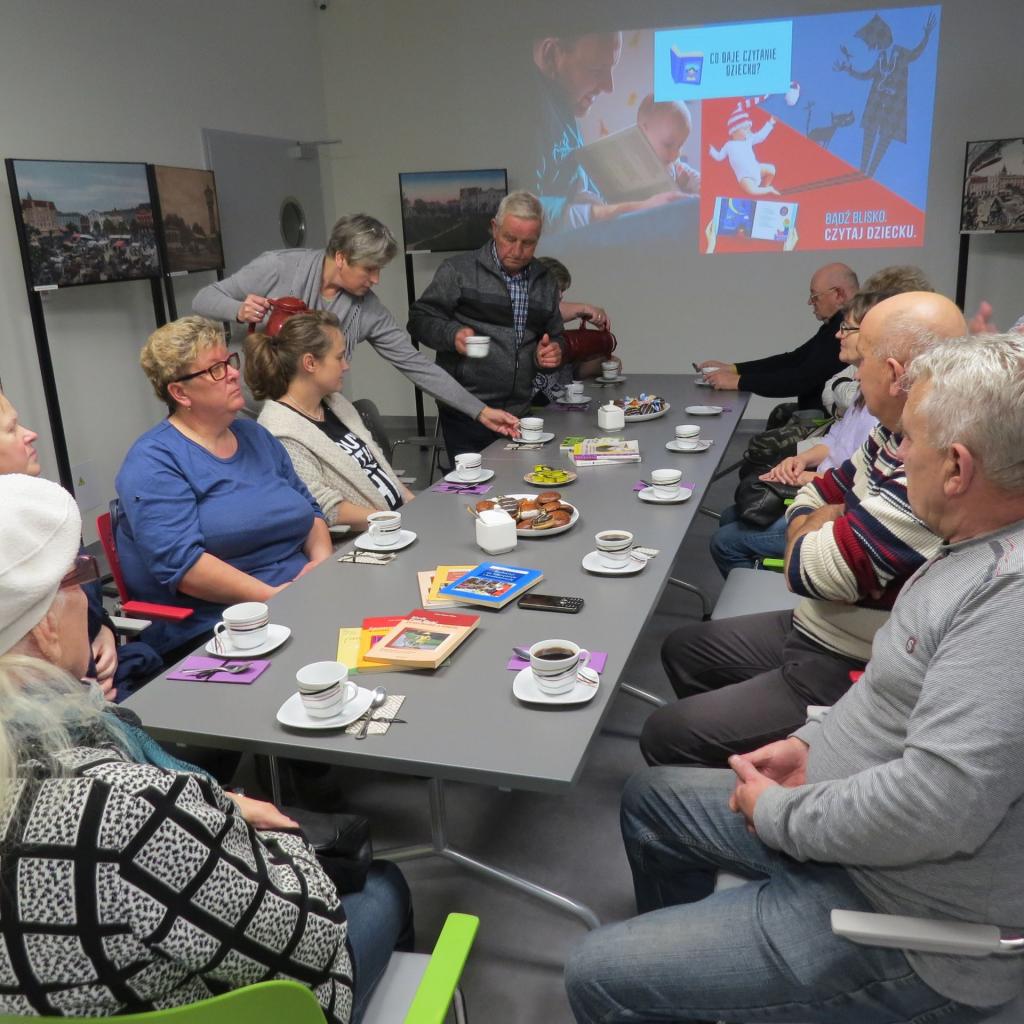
[698,263,859,413]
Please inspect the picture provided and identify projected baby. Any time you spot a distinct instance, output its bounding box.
[708,106,779,196]
[636,95,700,194]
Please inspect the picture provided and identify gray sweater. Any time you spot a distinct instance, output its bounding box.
[756,519,1024,1008]
[192,248,484,421]
[407,244,563,414]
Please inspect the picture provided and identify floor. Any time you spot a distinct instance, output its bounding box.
[231,416,757,1023]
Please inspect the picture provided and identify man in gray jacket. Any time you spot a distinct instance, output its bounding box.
[408,191,565,458]
[193,214,520,441]
[566,331,1024,1023]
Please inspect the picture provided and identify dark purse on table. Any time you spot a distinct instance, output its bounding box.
[734,475,801,528]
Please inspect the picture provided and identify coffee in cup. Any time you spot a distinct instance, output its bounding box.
[296,661,358,719]
[528,639,590,695]
[595,529,634,569]
[651,468,683,499]
[464,335,490,358]
[455,453,483,481]
[519,417,544,442]
[213,601,269,651]
[367,510,403,546]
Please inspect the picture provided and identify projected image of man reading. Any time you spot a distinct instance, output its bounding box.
[532,5,940,255]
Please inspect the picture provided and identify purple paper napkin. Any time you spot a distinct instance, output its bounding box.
[431,481,494,495]
[634,481,695,492]
[507,650,608,672]
[166,655,270,684]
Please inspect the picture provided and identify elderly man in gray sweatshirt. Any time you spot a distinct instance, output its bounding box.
[566,332,1024,1024]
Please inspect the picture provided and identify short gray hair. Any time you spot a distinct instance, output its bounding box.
[326,214,398,267]
[495,191,543,227]
[906,332,1024,493]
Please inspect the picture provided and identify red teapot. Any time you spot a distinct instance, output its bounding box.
[248,296,311,336]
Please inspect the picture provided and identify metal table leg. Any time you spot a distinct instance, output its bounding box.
[619,683,667,707]
[378,778,601,931]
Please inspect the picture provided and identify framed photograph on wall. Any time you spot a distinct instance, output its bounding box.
[398,168,508,252]
[151,164,225,273]
[960,138,1024,233]
[5,158,159,289]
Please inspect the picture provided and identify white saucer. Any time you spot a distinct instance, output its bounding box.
[444,468,495,484]
[685,405,724,415]
[581,550,646,576]
[354,529,417,552]
[205,622,291,657]
[557,395,592,406]
[276,687,375,730]
[596,374,626,384]
[666,439,713,453]
[510,432,555,445]
[638,486,693,504]
[512,666,599,706]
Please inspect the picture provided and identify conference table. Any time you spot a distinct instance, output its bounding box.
[125,372,749,929]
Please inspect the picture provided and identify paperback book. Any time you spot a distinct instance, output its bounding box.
[569,437,641,466]
[438,562,544,609]
[364,608,479,670]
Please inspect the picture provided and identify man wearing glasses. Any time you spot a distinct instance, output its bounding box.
[698,262,859,414]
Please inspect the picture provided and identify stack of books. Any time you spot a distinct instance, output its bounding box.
[337,607,479,672]
[416,564,478,609]
[568,436,641,467]
[437,562,544,609]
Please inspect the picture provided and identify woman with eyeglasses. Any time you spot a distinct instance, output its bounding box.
[115,316,332,658]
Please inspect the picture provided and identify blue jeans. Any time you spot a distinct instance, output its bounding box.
[340,861,412,1023]
[710,505,788,578]
[565,768,989,1024]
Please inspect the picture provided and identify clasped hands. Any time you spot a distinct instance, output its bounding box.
[728,736,808,834]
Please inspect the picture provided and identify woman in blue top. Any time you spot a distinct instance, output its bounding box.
[116,316,332,656]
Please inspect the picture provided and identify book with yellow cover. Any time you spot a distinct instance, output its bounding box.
[426,564,476,605]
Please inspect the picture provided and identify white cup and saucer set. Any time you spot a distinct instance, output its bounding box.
[666,423,713,453]
[596,359,625,384]
[510,417,554,445]
[277,660,376,729]
[638,469,693,504]
[354,510,417,552]
[581,529,647,576]
[443,451,495,485]
[556,381,592,406]
[512,639,599,706]
[205,601,291,657]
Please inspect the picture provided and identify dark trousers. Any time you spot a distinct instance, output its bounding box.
[438,405,503,462]
[641,610,865,767]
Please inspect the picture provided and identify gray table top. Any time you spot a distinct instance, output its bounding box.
[125,374,749,793]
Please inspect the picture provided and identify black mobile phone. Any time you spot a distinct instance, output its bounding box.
[517,593,585,614]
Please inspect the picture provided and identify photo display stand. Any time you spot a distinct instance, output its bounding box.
[5,158,167,494]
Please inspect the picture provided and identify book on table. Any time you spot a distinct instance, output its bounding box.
[569,437,641,466]
[421,564,477,607]
[437,562,544,609]
[362,608,480,670]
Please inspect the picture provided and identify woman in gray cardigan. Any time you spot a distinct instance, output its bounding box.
[245,311,414,534]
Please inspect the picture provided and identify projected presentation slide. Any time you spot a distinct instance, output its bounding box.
[531,5,939,254]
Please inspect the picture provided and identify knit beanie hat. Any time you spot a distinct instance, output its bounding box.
[0,475,82,655]
[727,107,753,134]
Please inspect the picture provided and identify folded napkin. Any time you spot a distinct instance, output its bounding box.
[343,694,406,736]
[166,655,269,684]
[507,651,608,673]
[504,441,543,451]
[431,481,494,494]
[634,481,695,492]
[336,550,397,564]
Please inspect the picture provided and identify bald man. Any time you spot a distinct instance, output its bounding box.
[700,262,859,412]
[645,292,967,767]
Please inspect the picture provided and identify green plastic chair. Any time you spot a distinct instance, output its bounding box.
[0,913,479,1024]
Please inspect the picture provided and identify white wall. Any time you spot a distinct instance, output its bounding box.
[0,0,329,539]
[316,0,1024,418]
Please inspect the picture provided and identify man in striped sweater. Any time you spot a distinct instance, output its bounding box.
[642,292,967,766]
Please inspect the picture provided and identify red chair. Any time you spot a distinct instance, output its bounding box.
[97,510,194,623]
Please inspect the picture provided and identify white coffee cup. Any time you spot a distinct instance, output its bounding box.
[520,417,544,442]
[213,601,269,651]
[297,661,358,719]
[651,468,683,499]
[367,510,403,546]
[564,380,585,400]
[464,335,490,358]
[675,423,701,439]
[455,453,483,481]
[529,639,590,695]
[595,529,634,569]
[601,359,619,378]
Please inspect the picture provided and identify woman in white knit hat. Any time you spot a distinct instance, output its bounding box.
[0,473,411,1023]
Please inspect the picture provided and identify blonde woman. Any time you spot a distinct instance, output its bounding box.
[246,311,414,533]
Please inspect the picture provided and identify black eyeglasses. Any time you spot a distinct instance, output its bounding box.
[59,554,100,590]
[838,322,860,335]
[173,351,240,384]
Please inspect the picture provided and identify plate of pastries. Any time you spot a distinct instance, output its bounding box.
[523,465,577,486]
[613,394,670,421]
[474,492,579,537]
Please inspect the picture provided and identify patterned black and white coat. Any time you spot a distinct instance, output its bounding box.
[0,748,354,1021]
